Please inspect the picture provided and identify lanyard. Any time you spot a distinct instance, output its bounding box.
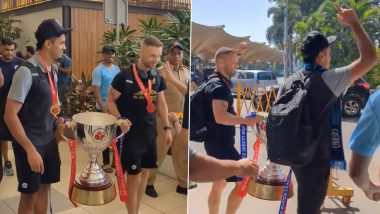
[38,54,60,116]
[132,64,156,113]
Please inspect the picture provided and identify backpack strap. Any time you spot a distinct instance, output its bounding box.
[22,61,40,78]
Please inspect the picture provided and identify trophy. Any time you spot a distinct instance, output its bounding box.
[247,119,294,200]
[66,112,119,206]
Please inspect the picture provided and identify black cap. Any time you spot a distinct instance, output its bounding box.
[102,44,116,53]
[168,41,183,51]
[35,19,71,43]
[301,31,336,63]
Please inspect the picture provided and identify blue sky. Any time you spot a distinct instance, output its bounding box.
[191,0,274,44]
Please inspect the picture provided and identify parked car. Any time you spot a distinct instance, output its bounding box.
[342,78,370,117]
[231,70,278,97]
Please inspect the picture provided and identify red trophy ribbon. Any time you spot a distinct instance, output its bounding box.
[238,130,262,198]
[68,140,78,208]
[132,64,156,113]
[112,138,128,202]
[38,54,60,116]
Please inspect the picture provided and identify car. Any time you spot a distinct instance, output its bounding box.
[342,78,370,117]
[231,70,278,97]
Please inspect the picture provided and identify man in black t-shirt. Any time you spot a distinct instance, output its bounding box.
[107,36,172,214]
[203,47,263,214]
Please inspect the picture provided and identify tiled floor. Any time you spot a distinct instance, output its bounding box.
[0,142,187,214]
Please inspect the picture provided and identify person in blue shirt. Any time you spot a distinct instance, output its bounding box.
[349,90,380,201]
[57,53,72,115]
[91,44,120,173]
[0,38,24,178]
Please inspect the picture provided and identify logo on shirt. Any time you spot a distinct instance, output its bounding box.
[131,164,137,170]
[133,90,158,101]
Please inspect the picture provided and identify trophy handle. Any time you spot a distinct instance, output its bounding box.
[115,117,132,139]
[57,118,75,143]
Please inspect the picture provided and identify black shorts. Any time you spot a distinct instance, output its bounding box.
[120,135,157,175]
[13,141,61,194]
[204,138,241,182]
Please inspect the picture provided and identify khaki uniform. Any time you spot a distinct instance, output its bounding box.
[147,65,189,188]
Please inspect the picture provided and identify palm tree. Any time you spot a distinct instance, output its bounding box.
[266,0,324,49]
[293,0,380,66]
[102,24,140,67]
[160,10,191,67]
[138,10,191,67]
[293,0,380,86]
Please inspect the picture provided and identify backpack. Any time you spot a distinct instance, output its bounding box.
[266,71,322,167]
[189,75,220,142]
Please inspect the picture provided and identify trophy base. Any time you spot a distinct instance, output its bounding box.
[247,178,294,201]
[71,175,117,205]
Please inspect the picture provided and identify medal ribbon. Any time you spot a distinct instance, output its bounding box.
[112,138,128,202]
[38,54,59,116]
[68,140,78,208]
[237,112,258,197]
[132,64,156,113]
[279,170,292,214]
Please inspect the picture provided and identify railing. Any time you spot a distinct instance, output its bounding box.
[236,82,278,114]
[1,0,191,12]
[129,0,190,10]
[1,0,46,12]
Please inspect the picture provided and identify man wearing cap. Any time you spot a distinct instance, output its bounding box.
[145,41,190,197]
[4,19,69,213]
[278,6,377,213]
[91,44,120,173]
[0,38,24,178]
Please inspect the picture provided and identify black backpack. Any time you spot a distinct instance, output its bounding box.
[189,75,220,142]
[266,71,322,167]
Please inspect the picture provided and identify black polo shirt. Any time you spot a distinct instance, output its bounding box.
[111,64,166,138]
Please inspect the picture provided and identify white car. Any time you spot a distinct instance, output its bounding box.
[231,70,279,97]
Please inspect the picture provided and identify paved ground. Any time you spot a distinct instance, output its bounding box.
[0,141,187,214]
[189,114,380,214]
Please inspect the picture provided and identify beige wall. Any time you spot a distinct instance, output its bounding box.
[14,7,62,52]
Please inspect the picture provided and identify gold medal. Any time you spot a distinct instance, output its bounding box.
[50,104,61,116]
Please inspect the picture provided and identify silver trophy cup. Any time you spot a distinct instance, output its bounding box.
[69,112,118,205]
